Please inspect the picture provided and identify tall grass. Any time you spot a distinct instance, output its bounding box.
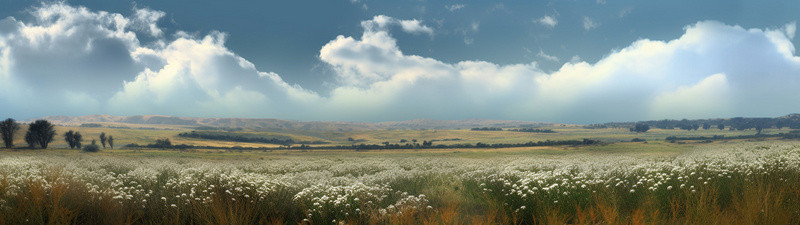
[0,143,799,224]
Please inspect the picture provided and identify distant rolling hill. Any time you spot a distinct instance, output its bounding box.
[29,115,550,132]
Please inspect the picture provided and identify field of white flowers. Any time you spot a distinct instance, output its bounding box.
[1,142,799,224]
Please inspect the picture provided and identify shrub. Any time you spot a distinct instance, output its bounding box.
[83,143,100,152]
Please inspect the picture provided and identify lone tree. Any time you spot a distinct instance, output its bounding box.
[718,124,725,130]
[99,132,107,148]
[25,120,56,149]
[631,123,650,133]
[74,132,82,149]
[107,136,114,149]
[64,131,75,149]
[0,118,20,148]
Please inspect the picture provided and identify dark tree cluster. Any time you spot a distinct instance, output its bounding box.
[0,118,118,151]
[584,124,608,129]
[179,131,296,145]
[630,123,650,133]
[338,139,599,150]
[64,130,83,149]
[677,121,700,131]
[130,138,601,151]
[508,128,556,133]
[154,138,172,148]
[595,114,800,133]
[470,127,503,131]
[666,130,800,142]
[179,131,327,145]
[99,132,114,148]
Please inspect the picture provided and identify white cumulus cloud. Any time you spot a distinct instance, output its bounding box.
[1,3,800,123]
[317,20,800,122]
[399,19,434,36]
[0,3,319,119]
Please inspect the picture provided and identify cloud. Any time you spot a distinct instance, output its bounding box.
[445,4,465,12]
[318,19,544,120]
[537,49,559,62]
[109,31,321,118]
[785,21,796,39]
[463,37,474,45]
[455,22,479,46]
[570,55,582,64]
[0,3,143,117]
[471,22,480,32]
[651,73,732,119]
[583,17,599,30]
[2,3,800,123]
[132,7,166,37]
[619,7,633,18]
[318,20,800,122]
[398,19,434,36]
[361,15,434,37]
[537,15,558,28]
[0,3,319,119]
[349,0,368,10]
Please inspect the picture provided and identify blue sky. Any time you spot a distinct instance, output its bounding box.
[1,0,800,123]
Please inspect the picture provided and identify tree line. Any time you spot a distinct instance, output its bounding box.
[0,118,113,152]
[128,138,601,151]
[178,131,328,146]
[665,131,800,142]
[591,114,800,134]
[470,127,503,131]
[508,128,556,133]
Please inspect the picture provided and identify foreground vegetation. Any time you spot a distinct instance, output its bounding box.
[0,142,798,224]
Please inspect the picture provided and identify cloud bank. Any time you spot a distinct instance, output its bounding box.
[1,3,800,123]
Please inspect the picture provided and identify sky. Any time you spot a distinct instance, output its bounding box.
[1,1,800,123]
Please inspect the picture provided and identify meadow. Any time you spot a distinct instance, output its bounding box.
[1,140,799,224]
[10,122,787,149]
